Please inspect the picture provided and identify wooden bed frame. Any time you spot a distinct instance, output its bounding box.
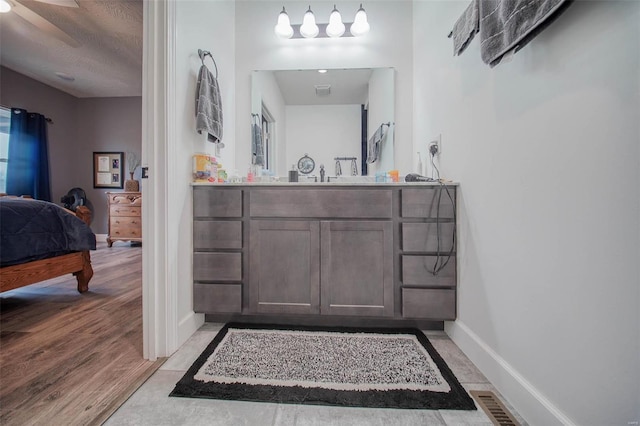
[0,205,94,294]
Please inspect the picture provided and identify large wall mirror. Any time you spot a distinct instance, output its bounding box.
[251,68,394,177]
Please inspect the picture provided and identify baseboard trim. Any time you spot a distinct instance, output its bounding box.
[445,320,575,426]
[177,311,205,350]
[95,233,108,243]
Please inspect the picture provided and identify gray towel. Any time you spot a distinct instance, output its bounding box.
[479,0,572,67]
[251,123,264,166]
[366,125,388,164]
[450,0,479,56]
[196,65,223,143]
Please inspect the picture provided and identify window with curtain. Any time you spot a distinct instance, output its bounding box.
[0,107,10,194]
[5,108,51,201]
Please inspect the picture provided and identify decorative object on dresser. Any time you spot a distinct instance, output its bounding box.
[107,192,142,247]
[125,151,141,192]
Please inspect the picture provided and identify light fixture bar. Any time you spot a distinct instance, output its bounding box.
[289,23,355,39]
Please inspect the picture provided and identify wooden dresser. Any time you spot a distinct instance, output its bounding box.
[106,192,142,247]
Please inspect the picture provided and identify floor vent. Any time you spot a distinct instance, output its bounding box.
[470,390,521,426]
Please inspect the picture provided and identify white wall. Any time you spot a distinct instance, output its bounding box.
[414,1,640,424]
[174,0,236,345]
[235,1,414,176]
[285,104,361,176]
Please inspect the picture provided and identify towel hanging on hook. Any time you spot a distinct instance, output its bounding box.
[198,49,218,78]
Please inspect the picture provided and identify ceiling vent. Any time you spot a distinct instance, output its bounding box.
[315,84,331,97]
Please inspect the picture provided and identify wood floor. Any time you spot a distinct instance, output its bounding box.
[0,242,164,426]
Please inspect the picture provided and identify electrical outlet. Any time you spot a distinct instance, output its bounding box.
[429,134,441,157]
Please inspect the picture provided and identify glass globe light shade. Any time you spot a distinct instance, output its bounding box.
[274,7,294,39]
[326,5,345,38]
[300,6,319,38]
[350,4,370,37]
[0,0,12,13]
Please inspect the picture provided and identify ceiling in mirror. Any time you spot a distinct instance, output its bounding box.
[272,68,373,105]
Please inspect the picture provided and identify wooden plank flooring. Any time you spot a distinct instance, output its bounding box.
[0,242,164,426]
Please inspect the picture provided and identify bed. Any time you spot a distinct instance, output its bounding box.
[0,197,96,293]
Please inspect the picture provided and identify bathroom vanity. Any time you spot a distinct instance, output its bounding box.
[192,183,457,326]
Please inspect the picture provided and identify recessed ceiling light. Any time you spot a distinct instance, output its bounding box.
[318,69,328,74]
[55,72,75,82]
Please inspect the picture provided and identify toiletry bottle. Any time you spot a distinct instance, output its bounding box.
[416,152,423,176]
[247,165,254,182]
[289,164,298,182]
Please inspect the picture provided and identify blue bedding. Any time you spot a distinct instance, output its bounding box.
[0,198,96,267]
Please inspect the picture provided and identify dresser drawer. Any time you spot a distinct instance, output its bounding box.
[402,288,456,320]
[110,205,141,217]
[402,255,456,287]
[110,216,141,228]
[108,192,142,206]
[193,252,242,282]
[402,223,455,252]
[193,188,242,218]
[194,221,242,250]
[401,188,455,218]
[109,226,142,239]
[250,189,392,218]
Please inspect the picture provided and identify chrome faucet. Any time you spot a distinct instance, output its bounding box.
[319,164,325,182]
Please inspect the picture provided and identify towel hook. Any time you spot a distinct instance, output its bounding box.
[198,49,218,78]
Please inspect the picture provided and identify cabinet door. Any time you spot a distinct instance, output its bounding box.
[249,220,320,314]
[320,221,393,317]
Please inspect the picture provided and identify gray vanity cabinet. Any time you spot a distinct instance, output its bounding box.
[320,221,393,317]
[193,184,457,323]
[249,220,320,315]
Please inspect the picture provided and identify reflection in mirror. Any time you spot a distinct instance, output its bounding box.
[250,68,394,177]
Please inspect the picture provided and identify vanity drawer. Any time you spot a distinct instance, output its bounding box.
[193,252,242,282]
[402,255,456,287]
[402,223,455,253]
[402,288,456,320]
[193,188,242,218]
[250,189,392,218]
[193,283,242,313]
[194,221,242,250]
[110,206,141,217]
[401,188,455,218]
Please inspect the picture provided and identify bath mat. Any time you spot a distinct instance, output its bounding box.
[170,323,476,410]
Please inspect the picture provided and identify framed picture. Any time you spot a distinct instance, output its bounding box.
[94,152,124,188]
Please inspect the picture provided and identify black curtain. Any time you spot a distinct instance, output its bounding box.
[6,108,51,201]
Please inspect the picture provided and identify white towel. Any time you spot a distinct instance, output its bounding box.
[196,65,223,143]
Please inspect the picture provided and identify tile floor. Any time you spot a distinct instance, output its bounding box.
[105,323,527,426]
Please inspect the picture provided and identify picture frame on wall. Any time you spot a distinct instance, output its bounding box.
[94,152,124,188]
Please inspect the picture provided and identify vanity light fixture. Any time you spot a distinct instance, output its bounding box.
[0,0,11,13]
[274,3,370,39]
[300,6,319,38]
[274,6,294,39]
[318,69,328,73]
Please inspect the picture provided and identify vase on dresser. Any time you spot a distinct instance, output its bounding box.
[124,172,139,192]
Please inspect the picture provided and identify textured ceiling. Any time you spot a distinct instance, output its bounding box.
[0,0,142,98]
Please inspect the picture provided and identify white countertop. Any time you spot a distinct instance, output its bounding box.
[191,180,458,187]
